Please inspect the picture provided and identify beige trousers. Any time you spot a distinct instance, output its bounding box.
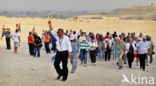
[117,50,124,67]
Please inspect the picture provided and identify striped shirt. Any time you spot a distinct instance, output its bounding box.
[80,41,90,51]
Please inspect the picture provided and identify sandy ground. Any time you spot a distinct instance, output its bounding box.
[0,40,156,86]
[0,16,156,43]
[0,16,156,86]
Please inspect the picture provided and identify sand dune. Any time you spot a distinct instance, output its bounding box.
[102,6,156,21]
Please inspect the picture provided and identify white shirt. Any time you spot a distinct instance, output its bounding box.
[12,32,20,42]
[51,30,72,52]
[147,41,153,46]
[133,40,137,45]
[70,34,77,40]
[41,33,45,41]
[125,43,137,54]
[137,41,149,54]
[89,41,98,50]
[77,32,81,36]
[109,38,113,47]
[104,39,112,49]
[138,37,143,41]
[73,34,77,39]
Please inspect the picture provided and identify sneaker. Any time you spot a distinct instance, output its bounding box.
[119,66,123,70]
[56,75,62,80]
[71,71,75,74]
[61,79,67,82]
[117,62,119,66]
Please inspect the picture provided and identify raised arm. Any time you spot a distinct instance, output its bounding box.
[48,20,53,31]
[48,20,57,38]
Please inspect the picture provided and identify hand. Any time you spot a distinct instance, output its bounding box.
[48,20,51,25]
[68,52,71,58]
[91,46,95,48]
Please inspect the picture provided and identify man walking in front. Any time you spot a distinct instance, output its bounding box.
[48,20,72,81]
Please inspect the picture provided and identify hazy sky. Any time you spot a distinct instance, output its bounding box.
[0,0,155,11]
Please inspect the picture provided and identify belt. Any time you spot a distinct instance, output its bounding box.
[57,50,68,53]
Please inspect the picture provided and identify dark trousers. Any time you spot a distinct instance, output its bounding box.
[51,43,56,52]
[89,50,96,63]
[6,37,11,49]
[139,54,147,70]
[54,51,68,80]
[127,54,134,68]
[105,50,111,61]
[28,43,34,55]
[149,54,153,63]
[45,42,50,54]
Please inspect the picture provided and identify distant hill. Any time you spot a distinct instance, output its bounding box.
[102,6,156,21]
[1,6,156,20]
[0,10,97,19]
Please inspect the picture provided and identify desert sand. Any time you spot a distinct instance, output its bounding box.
[0,16,156,86]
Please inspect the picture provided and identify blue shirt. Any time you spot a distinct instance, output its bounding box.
[51,35,56,44]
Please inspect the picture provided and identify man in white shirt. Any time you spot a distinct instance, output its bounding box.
[11,30,20,53]
[137,37,149,71]
[48,20,72,81]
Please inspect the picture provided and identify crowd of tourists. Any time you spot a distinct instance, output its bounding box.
[0,20,155,81]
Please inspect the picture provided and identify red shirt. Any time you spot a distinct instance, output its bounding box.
[28,35,34,44]
[44,34,50,43]
[105,35,109,39]
[2,28,6,32]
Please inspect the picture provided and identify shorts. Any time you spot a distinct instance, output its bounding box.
[14,42,19,47]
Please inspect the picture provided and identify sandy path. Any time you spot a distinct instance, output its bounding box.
[0,41,156,86]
